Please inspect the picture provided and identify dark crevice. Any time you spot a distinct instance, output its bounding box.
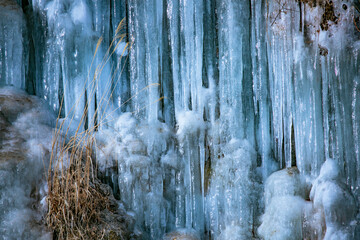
[291,122,297,167]
[84,89,88,130]
[94,93,98,131]
[58,63,65,118]
[299,0,302,32]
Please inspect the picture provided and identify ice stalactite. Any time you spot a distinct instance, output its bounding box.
[27,0,116,127]
[251,0,277,179]
[127,0,163,122]
[261,1,360,239]
[266,0,360,186]
[205,1,259,238]
[0,0,27,89]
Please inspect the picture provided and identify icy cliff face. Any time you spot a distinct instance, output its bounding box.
[0,0,26,89]
[266,0,360,182]
[1,0,360,239]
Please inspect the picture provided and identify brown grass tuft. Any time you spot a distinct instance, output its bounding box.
[45,17,162,239]
[46,134,109,239]
[45,19,131,240]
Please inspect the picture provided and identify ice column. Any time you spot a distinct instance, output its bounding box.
[0,0,26,89]
[127,0,162,122]
[266,0,360,190]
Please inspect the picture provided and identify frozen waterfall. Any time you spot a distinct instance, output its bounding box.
[1,0,360,239]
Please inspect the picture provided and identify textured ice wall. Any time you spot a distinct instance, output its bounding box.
[0,0,26,89]
[5,0,360,239]
[266,0,360,177]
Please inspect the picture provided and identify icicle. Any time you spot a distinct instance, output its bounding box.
[0,1,26,89]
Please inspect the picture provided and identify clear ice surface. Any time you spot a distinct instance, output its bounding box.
[0,0,26,89]
[1,0,360,239]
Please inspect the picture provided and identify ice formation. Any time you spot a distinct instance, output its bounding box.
[0,0,26,89]
[259,160,358,240]
[206,139,259,239]
[309,159,358,240]
[1,0,360,239]
[258,167,307,240]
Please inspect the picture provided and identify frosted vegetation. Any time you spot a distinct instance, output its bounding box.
[1,0,360,239]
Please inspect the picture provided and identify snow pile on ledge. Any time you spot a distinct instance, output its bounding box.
[162,228,200,240]
[258,167,307,240]
[309,159,358,240]
[259,159,358,240]
[176,110,206,142]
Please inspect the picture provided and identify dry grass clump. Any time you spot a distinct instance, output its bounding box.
[46,135,109,239]
[45,19,132,239]
[46,129,133,239]
[45,16,162,239]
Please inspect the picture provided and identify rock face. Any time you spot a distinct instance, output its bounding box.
[162,228,200,240]
[0,87,47,163]
[0,86,54,239]
[0,111,25,163]
[0,87,55,163]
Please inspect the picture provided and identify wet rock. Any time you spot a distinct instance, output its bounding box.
[0,111,25,164]
[162,229,200,240]
[0,87,54,239]
[0,87,54,165]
